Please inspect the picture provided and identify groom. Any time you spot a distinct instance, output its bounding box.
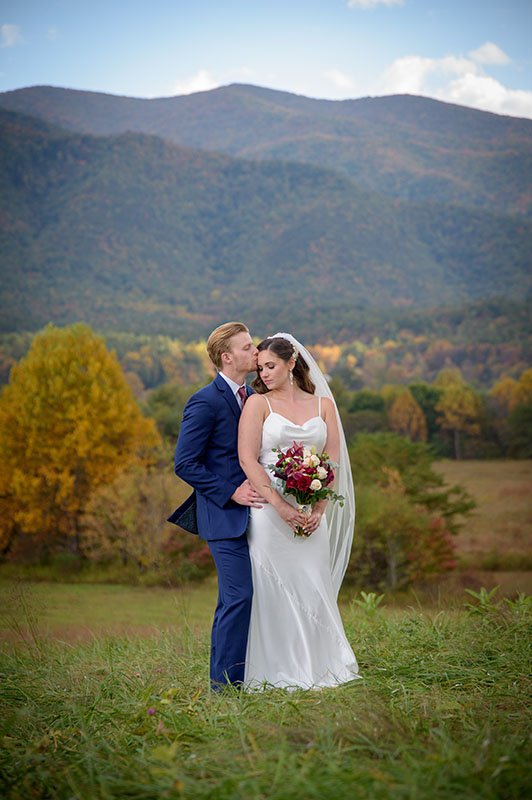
[168,321,264,689]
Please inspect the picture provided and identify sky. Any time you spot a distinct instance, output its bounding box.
[1,0,532,119]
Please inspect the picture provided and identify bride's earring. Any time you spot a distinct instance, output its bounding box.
[289,370,294,385]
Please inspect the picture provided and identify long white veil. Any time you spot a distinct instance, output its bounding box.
[272,332,355,597]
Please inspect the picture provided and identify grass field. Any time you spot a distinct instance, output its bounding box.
[434,460,532,567]
[1,587,531,799]
[1,460,531,798]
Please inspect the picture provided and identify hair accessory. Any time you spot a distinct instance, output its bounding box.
[275,335,299,361]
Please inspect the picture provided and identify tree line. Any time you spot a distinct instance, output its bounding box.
[1,323,530,590]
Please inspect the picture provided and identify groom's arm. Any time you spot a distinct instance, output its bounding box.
[174,393,238,508]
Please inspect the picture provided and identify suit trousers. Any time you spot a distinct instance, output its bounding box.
[207,533,253,688]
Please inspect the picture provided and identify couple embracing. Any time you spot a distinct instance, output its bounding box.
[169,322,360,691]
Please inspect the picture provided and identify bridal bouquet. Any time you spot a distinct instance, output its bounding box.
[269,441,344,537]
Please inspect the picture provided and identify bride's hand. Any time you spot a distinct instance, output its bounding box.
[302,507,324,535]
[275,501,308,532]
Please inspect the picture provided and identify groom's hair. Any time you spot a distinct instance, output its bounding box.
[207,321,249,370]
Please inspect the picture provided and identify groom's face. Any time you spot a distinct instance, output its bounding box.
[226,331,258,374]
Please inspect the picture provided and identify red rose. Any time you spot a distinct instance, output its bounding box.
[297,474,312,491]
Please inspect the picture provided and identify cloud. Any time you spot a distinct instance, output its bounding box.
[380,55,477,95]
[469,41,510,66]
[378,47,532,119]
[171,70,219,96]
[1,23,23,48]
[324,69,355,90]
[441,73,532,119]
[46,26,59,41]
[347,0,404,8]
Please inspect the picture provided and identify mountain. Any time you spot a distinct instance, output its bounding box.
[1,107,531,337]
[1,84,532,218]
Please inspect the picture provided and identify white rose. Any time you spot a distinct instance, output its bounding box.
[303,456,312,466]
[309,479,322,491]
[317,466,328,480]
[310,454,320,467]
[303,448,312,460]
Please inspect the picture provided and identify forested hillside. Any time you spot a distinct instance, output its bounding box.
[1,84,531,216]
[1,107,531,337]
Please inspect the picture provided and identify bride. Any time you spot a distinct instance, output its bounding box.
[238,333,361,689]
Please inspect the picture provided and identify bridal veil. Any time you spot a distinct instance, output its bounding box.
[272,332,355,596]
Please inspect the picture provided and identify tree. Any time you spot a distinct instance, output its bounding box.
[348,433,474,589]
[409,382,442,440]
[435,381,482,459]
[508,404,532,458]
[81,465,213,582]
[388,390,428,442]
[349,389,385,414]
[0,324,160,558]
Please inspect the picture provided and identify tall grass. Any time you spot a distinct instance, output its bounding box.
[1,585,531,799]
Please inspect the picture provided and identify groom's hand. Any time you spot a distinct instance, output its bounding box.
[231,479,266,508]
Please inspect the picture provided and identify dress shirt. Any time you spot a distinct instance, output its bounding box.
[218,371,247,409]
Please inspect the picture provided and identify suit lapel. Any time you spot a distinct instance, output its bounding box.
[215,372,241,420]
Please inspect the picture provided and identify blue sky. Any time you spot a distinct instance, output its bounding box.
[2,0,532,118]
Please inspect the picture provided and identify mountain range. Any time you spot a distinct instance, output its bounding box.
[0,84,531,338]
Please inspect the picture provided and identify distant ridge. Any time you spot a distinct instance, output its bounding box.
[1,106,530,336]
[1,83,531,216]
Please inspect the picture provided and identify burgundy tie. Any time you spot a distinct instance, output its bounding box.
[237,386,247,408]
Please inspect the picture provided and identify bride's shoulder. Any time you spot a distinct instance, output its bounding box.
[245,393,270,413]
[320,396,336,417]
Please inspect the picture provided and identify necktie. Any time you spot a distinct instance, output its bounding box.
[237,386,247,408]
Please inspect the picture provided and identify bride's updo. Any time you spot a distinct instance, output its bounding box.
[252,337,316,395]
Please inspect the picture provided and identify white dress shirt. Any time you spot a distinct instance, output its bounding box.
[218,371,246,409]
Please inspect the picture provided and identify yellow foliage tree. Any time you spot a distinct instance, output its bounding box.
[435,380,481,459]
[514,367,532,408]
[490,377,519,415]
[0,323,160,557]
[389,391,428,442]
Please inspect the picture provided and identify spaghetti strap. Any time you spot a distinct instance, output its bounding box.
[264,395,273,413]
[318,396,322,418]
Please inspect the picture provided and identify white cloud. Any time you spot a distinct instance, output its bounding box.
[347,0,404,8]
[469,41,510,66]
[380,55,478,95]
[46,26,59,41]
[378,49,532,119]
[1,23,23,48]
[171,70,219,96]
[324,69,355,90]
[441,73,532,119]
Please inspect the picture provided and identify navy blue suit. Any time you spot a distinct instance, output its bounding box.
[168,372,254,688]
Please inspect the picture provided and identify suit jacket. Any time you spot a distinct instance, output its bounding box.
[168,372,254,541]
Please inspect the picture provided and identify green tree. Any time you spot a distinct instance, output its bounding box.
[0,323,160,558]
[348,433,474,589]
[409,382,442,440]
[349,389,385,414]
[508,404,532,458]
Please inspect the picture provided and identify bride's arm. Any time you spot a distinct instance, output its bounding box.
[305,397,341,533]
[238,395,308,529]
[322,397,340,465]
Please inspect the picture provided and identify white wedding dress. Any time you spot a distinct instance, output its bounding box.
[244,397,361,690]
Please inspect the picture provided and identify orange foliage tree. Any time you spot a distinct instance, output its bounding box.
[388,390,428,442]
[0,323,160,558]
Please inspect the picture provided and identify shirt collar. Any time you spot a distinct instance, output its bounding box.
[218,371,244,395]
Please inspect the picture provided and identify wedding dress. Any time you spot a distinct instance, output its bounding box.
[244,395,361,689]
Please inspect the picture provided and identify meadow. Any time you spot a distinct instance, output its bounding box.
[1,460,531,799]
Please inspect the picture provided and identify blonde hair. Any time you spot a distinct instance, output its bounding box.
[206,321,249,370]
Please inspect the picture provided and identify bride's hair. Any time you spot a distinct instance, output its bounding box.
[252,337,316,395]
